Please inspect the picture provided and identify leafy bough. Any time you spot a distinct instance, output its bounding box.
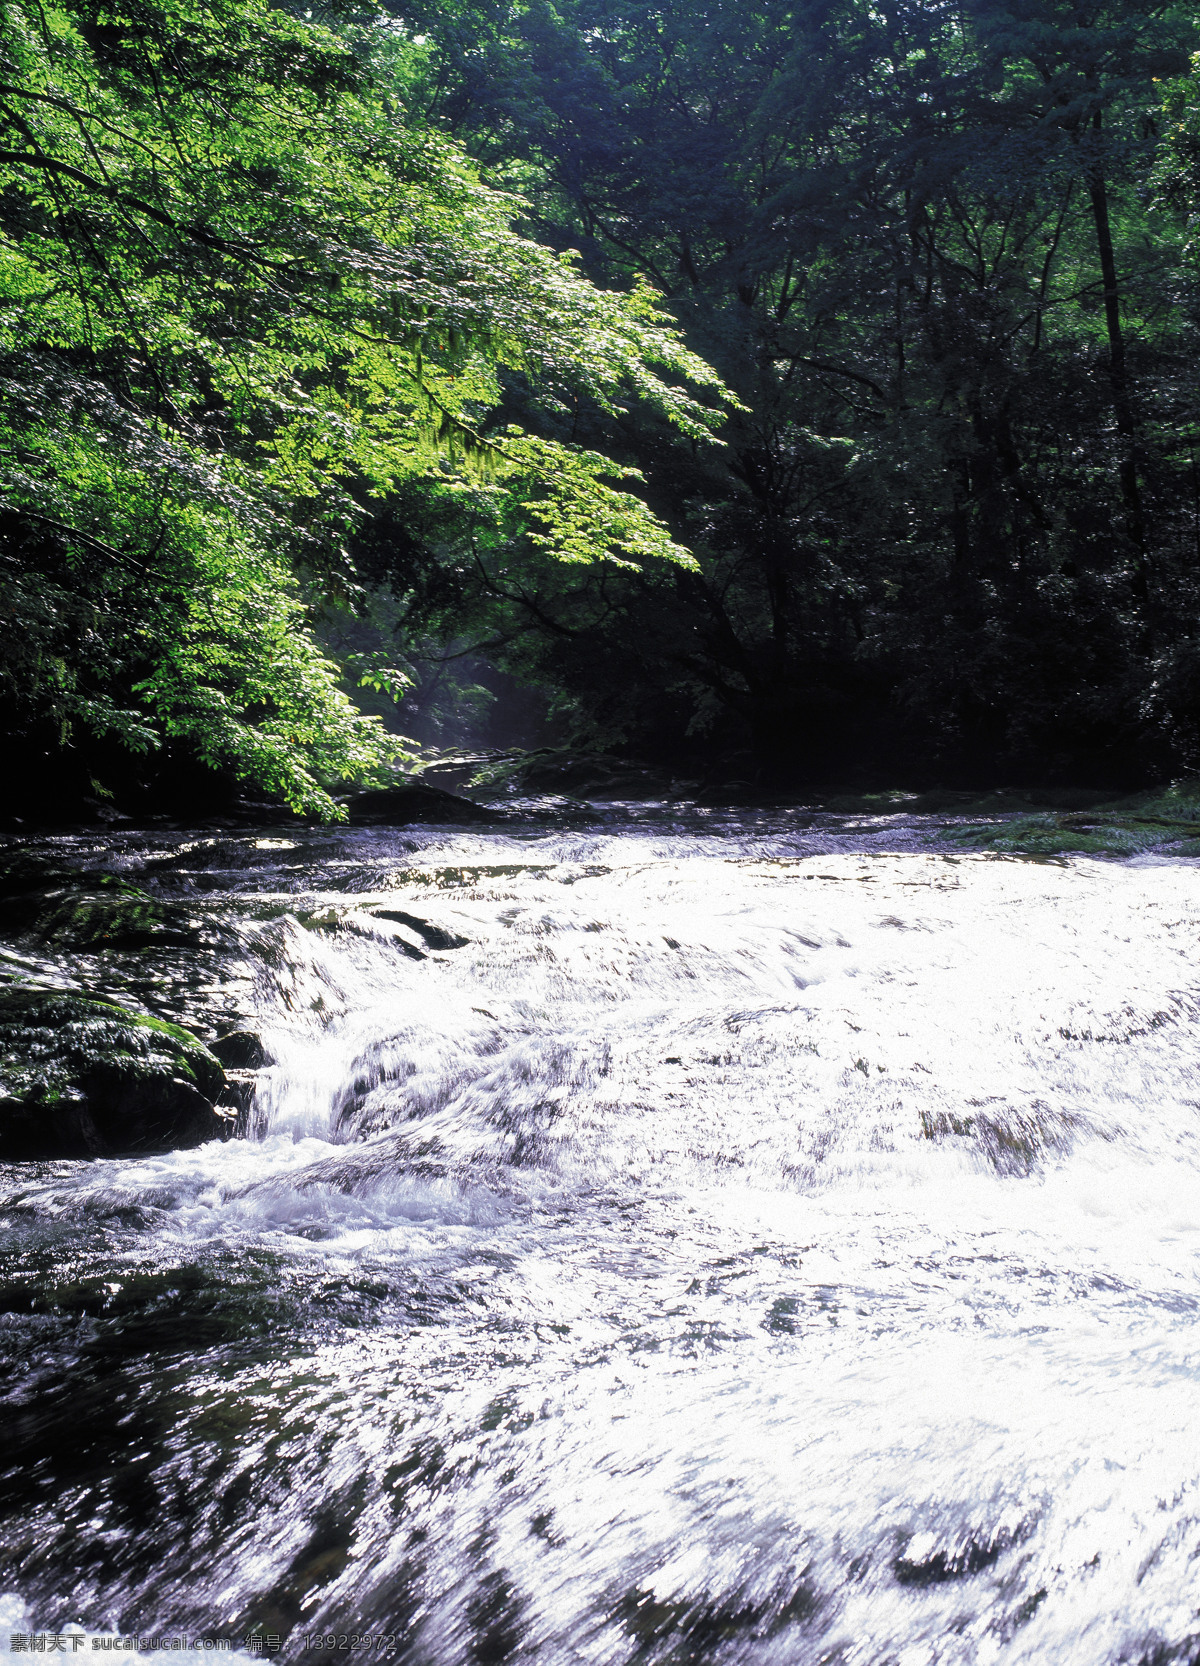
[0,0,734,814]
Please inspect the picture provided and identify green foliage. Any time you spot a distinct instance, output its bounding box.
[386,0,1200,783]
[12,0,1200,798]
[0,0,731,813]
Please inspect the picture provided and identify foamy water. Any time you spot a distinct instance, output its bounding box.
[2,820,1199,1664]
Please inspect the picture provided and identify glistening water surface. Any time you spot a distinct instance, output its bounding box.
[2,808,1200,1665]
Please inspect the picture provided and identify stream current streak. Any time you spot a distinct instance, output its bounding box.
[2,814,1200,1666]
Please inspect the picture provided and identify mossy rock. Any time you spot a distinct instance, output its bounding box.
[1159,835,1200,856]
[935,779,1200,857]
[0,985,231,1158]
[0,869,214,951]
[941,815,1143,856]
[1099,780,1200,823]
[941,805,1200,857]
[822,786,1116,817]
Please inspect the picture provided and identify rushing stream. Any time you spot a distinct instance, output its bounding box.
[2,807,1200,1665]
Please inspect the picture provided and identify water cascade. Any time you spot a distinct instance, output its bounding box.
[2,811,1199,1664]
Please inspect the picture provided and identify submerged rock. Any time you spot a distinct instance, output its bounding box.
[0,985,232,1159]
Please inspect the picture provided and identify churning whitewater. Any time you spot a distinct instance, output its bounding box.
[2,813,1200,1665]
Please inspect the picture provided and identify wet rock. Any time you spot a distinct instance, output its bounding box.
[216,1071,260,1137]
[0,985,231,1158]
[0,848,85,893]
[517,752,674,799]
[342,783,503,826]
[918,1103,1084,1175]
[0,860,215,951]
[211,1028,274,1069]
[366,910,471,950]
[893,1524,1026,1585]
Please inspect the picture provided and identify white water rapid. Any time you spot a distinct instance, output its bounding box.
[2,816,1200,1665]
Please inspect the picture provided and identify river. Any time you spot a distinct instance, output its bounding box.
[2,807,1199,1665]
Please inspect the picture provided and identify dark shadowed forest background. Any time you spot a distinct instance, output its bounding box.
[5,0,1200,817]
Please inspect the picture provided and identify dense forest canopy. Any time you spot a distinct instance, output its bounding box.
[5,0,1200,811]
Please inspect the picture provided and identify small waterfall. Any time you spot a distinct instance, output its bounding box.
[3,824,1200,1664]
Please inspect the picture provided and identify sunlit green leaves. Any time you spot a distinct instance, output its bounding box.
[0,0,732,812]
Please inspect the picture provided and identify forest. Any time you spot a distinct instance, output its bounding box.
[4,0,1200,815]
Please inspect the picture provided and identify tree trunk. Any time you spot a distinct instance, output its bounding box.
[1087,109,1148,599]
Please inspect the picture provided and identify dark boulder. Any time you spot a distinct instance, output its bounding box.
[0,985,232,1159]
[0,860,214,952]
[503,750,678,800]
[0,849,84,892]
[342,783,503,826]
[211,1029,273,1070]
[520,752,631,795]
